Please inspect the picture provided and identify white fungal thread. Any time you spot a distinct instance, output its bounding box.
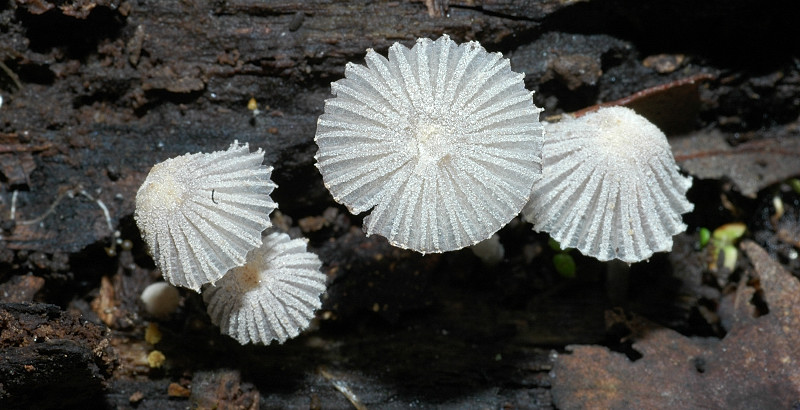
[79,189,114,233]
[315,35,544,253]
[17,189,71,226]
[11,186,112,229]
[77,189,121,256]
[9,190,17,220]
[8,185,125,256]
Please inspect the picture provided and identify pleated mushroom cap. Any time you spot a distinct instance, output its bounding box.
[315,34,544,254]
[203,230,327,345]
[135,141,277,291]
[522,106,693,263]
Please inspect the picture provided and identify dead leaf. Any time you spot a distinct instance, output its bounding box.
[672,129,800,197]
[167,382,191,398]
[574,73,715,134]
[742,240,800,330]
[551,241,800,409]
[90,276,118,327]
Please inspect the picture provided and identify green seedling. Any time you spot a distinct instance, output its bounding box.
[706,222,747,272]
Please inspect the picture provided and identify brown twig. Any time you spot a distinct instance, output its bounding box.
[0,143,53,153]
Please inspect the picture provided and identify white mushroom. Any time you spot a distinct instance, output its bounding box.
[523,106,693,263]
[315,34,544,254]
[203,229,327,345]
[135,141,277,291]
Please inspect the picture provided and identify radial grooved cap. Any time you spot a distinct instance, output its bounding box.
[135,141,277,291]
[203,229,327,345]
[315,34,544,254]
[523,106,694,263]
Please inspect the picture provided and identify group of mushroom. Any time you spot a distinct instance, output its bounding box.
[135,141,326,344]
[135,35,693,345]
[316,35,693,260]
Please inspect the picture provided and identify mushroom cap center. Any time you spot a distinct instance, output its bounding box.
[227,251,271,293]
[234,263,262,291]
[413,120,456,173]
[147,174,185,210]
[137,159,193,215]
[596,117,637,159]
[589,108,667,162]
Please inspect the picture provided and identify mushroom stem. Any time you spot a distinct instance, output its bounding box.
[469,234,505,267]
[606,259,631,306]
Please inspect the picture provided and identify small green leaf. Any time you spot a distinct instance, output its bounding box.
[789,178,800,194]
[698,227,711,248]
[553,253,576,278]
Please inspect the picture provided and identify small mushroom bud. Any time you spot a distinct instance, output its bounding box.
[523,106,693,263]
[140,281,180,318]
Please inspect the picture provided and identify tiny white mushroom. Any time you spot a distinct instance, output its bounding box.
[140,281,180,318]
[523,106,693,263]
[203,229,327,345]
[315,35,544,254]
[135,141,277,291]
